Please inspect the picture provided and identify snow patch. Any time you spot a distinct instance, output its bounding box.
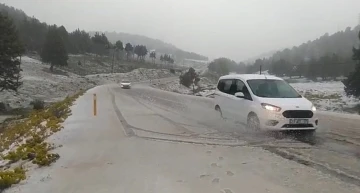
[0,56,174,109]
[291,81,360,112]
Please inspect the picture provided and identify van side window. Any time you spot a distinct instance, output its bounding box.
[236,80,245,92]
[235,79,252,100]
[223,79,233,94]
[217,79,233,94]
[228,80,237,95]
[217,80,225,92]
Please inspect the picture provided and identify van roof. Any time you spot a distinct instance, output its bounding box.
[219,74,283,81]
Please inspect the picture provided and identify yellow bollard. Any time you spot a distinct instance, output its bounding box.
[93,93,97,116]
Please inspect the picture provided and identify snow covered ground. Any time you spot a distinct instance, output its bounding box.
[2,56,358,114]
[291,81,360,112]
[151,77,216,97]
[86,68,172,85]
[0,56,173,110]
[1,56,93,109]
[152,76,360,114]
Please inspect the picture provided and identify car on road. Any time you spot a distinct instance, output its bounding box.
[120,80,131,89]
[214,74,318,133]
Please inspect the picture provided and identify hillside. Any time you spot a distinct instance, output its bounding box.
[0,3,27,26]
[0,56,174,111]
[92,31,208,61]
[245,26,360,78]
[269,26,360,62]
[243,49,279,64]
[0,3,207,62]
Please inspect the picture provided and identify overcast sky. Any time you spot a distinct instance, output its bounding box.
[2,0,360,61]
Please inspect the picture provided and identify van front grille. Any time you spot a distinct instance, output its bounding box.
[282,110,313,118]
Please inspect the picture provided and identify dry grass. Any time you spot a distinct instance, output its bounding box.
[0,89,85,191]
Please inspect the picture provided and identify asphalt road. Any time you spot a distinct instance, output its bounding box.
[114,82,360,186]
[8,83,360,193]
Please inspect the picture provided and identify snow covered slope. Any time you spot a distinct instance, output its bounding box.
[291,81,359,112]
[1,57,93,109]
[0,56,173,109]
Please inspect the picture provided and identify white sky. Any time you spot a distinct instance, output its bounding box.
[2,0,360,61]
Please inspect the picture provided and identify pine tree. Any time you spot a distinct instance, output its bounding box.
[150,51,156,63]
[41,26,68,72]
[344,31,360,97]
[140,45,148,61]
[115,40,123,51]
[125,43,133,61]
[0,13,24,92]
[160,55,164,64]
[90,32,109,56]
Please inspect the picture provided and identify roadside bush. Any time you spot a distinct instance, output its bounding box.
[170,69,175,74]
[30,99,45,110]
[0,167,26,191]
[0,89,85,190]
[179,67,200,88]
[179,73,192,87]
[0,102,6,113]
[0,102,11,114]
[32,152,60,166]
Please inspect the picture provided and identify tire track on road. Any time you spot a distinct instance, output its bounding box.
[265,147,360,186]
[111,85,360,186]
[110,88,136,137]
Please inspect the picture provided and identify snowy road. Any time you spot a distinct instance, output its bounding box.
[119,83,360,185]
[7,83,360,193]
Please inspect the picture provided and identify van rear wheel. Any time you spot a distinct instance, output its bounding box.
[247,113,260,130]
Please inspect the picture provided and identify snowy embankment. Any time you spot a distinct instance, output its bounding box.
[153,76,360,114]
[86,68,172,85]
[1,57,92,109]
[291,81,359,112]
[0,56,173,110]
[151,77,216,97]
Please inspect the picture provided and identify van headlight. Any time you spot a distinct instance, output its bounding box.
[261,103,281,112]
[311,105,317,112]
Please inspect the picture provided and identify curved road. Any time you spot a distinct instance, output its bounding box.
[114,82,360,185]
[8,82,360,193]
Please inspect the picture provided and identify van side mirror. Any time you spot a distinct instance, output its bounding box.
[235,92,245,98]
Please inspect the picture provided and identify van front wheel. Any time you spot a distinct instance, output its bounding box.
[247,113,260,130]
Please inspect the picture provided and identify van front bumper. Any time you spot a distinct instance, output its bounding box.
[257,110,318,131]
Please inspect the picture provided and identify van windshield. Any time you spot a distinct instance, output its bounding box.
[247,79,301,98]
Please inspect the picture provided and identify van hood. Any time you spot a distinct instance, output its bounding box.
[257,97,313,110]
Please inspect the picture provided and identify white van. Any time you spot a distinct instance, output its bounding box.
[214,74,318,133]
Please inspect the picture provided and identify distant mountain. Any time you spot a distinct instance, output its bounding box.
[0,3,27,25]
[243,49,279,64]
[245,25,360,77]
[0,3,208,62]
[91,31,208,61]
